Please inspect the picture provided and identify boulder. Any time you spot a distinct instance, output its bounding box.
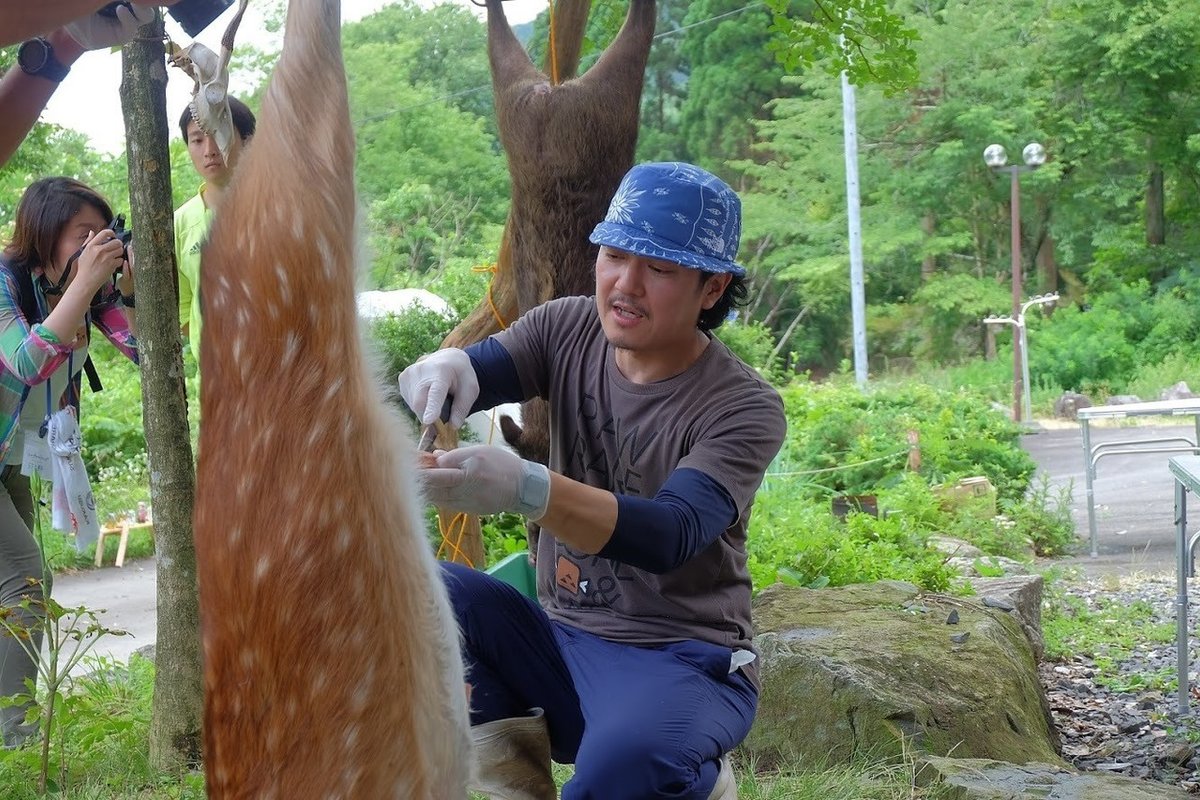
[917,756,1191,799]
[1054,392,1093,420]
[946,555,1031,577]
[1106,394,1142,406]
[746,581,1061,770]
[927,535,984,559]
[1160,382,1196,402]
[968,574,1045,661]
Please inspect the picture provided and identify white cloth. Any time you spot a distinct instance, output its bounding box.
[46,409,100,553]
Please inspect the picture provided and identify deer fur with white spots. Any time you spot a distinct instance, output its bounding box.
[192,0,471,796]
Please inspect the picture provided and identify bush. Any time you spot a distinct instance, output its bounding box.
[364,305,461,381]
[1002,474,1076,557]
[749,474,959,593]
[714,319,787,384]
[776,379,1035,501]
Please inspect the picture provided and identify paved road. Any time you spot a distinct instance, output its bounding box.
[51,557,157,670]
[48,420,1190,666]
[1023,421,1188,576]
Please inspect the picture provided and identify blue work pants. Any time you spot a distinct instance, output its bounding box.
[442,562,756,800]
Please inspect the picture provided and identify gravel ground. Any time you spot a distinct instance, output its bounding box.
[1044,571,1200,791]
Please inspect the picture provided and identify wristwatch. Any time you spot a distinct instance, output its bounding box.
[17,37,71,83]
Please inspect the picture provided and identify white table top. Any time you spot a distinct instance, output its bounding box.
[1077,398,1200,421]
[1170,454,1200,488]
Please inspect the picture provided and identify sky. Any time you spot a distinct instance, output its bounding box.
[42,0,546,155]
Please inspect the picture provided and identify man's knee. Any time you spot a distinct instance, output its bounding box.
[568,734,709,800]
[440,561,491,616]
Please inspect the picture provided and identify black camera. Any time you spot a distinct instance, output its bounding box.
[99,0,235,37]
[107,215,133,278]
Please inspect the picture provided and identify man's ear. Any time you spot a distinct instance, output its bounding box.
[701,272,733,308]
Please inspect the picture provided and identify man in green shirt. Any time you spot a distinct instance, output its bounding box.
[175,97,256,357]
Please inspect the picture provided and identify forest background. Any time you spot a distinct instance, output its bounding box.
[0,0,1196,571]
[5,0,1200,401]
[1,3,1197,793]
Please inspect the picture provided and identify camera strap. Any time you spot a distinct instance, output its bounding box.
[38,247,82,297]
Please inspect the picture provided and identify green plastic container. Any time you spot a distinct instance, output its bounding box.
[486,551,537,600]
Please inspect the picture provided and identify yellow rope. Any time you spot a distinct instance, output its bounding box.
[436,511,474,568]
[472,263,511,331]
[547,0,559,84]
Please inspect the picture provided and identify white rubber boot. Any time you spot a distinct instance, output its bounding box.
[707,754,737,800]
[470,707,558,800]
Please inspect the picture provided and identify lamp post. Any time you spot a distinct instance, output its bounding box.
[984,292,1059,424]
[984,142,1046,422]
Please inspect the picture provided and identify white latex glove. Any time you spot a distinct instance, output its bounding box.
[422,445,551,521]
[398,348,479,428]
[65,2,156,50]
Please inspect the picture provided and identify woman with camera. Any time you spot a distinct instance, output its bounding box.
[0,177,138,747]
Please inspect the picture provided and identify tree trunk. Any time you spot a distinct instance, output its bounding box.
[920,212,936,281]
[119,13,203,771]
[1146,161,1165,246]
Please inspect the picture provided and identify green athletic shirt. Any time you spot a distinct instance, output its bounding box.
[174,187,212,357]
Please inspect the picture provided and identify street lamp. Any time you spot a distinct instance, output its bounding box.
[984,142,1046,422]
[984,292,1059,424]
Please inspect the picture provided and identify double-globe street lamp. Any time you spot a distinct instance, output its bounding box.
[984,292,1059,424]
[984,142,1047,422]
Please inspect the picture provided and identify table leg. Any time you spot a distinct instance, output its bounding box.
[1177,478,1190,714]
[114,522,130,568]
[1083,419,1098,557]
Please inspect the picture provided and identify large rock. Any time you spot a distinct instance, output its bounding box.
[1160,382,1196,402]
[745,581,1060,770]
[968,575,1045,661]
[1054,392,1092,420]
[918,756,1191,799]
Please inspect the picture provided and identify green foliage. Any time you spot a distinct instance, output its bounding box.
[0,594,128,794]
[1042,586,1175,690]
[362,306,461,381]
[714,320,788,384]
[1001,475,1076,557]
[1,648,942,800]
[480,512,531,567]
[677,1,797,169]
[911,273,1011,362]
[748,482,959,593]
[76,340,152,533]
[746,382,1055,592]
[763,0,920,94]
[1126,351,1200,403]
[0,656,204,799]
[776,380,1035,501]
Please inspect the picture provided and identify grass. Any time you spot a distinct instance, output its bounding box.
[1042,576,1176,691]
[1,653,959,800]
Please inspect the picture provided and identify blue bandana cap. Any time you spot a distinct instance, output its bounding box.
[589,162,745,276]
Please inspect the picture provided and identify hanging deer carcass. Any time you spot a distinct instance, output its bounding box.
[192,0,471,795]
